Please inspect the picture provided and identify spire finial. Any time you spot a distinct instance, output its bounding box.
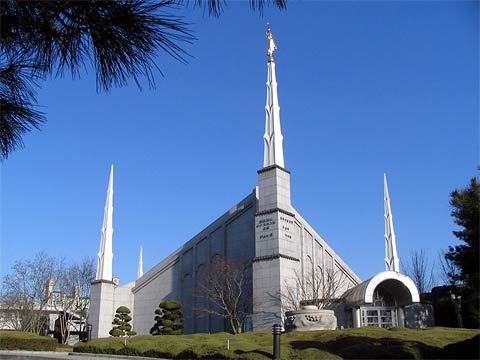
[384,173,400,272]
[96,165,114,281]
[137,245,143,279]
[263,24,284,168]
[266,23,277,62]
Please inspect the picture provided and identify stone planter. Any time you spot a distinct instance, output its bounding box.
[285,306,337,331]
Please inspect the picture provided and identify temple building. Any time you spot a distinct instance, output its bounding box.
[89,26,425,338]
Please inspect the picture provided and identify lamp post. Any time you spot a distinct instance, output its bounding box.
[272,324,282,360]
[87,323,92,342]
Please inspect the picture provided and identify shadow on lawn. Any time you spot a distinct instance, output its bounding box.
[234,349,272,359]
[290,334,479,359]
[290,336,438,359]
[437,335,479,360]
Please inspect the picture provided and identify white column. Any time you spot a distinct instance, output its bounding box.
[397,307,406,327]
[352,307,362,328]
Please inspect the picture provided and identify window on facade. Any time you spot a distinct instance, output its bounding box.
[325,252,333,271]
[361,308,397,328]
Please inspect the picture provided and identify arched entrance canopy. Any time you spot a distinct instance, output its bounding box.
[341,271,420,309]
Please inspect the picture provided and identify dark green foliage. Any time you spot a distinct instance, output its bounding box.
[0,0,193,159]
[110,306,136,337]
[0,331,57,351]
[116,306,131,314]
[445,177,479,291]
[150,300,184,335]
[0,1,286,159]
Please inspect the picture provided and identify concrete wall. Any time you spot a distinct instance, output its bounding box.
[405,303,435,328]
[252,165,360,331]
[293,209,361,292]
[131,191,257,334]
[113,282,135,328]
[252,207,360,331]
[89,280,115,338]
[92,179,361,335]
[90,280,135,338]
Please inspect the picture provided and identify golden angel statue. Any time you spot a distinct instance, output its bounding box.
[266,23,277,61]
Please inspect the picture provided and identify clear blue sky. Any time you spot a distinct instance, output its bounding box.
[1,1,478,285]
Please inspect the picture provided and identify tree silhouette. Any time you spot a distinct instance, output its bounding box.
[445,177,479,292]
[0,0,286,159]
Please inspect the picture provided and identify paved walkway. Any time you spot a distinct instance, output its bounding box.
[0,351,168,360]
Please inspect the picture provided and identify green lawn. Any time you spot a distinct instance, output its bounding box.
[73,327,479,359]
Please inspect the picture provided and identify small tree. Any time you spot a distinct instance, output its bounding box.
[402,249,436,294]
[194,256,251,334]
[68,258,96,336]
[52,257,95,344]
[281,266,349,312]
[150,300,184,335]
[110,306,136,338]
[0,252,60,334]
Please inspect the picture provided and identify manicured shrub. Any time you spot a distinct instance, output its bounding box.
[0,331,57,351]
[110,306,136,337]
[150,300,184,335]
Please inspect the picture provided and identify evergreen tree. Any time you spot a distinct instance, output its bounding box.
[110,306,136,337]
[445,177,479,292]
[0,0,286,159]
[150,300,183,335]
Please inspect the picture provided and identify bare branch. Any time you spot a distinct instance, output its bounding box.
[438,250,462,287]
[280,266,350,313]
[0,253,95,343]
[0,252,59,333]
[193,256,251,334]
[402,249,436,293]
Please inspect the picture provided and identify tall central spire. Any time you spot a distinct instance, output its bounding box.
[384,173,400,272]
[96,165,114,281]
[263,23,285,168]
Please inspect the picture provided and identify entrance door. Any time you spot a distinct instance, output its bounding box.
[361,307,397,328]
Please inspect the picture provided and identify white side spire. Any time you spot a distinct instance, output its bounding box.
[137,245,143,279]
[263,24,285,168]
[384,173,400,272]
[96,165,114,281]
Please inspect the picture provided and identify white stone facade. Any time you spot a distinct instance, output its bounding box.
[131,192,258,335]
[89,178,361,336]
[89,31,363,337]
[89,280,135,338]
